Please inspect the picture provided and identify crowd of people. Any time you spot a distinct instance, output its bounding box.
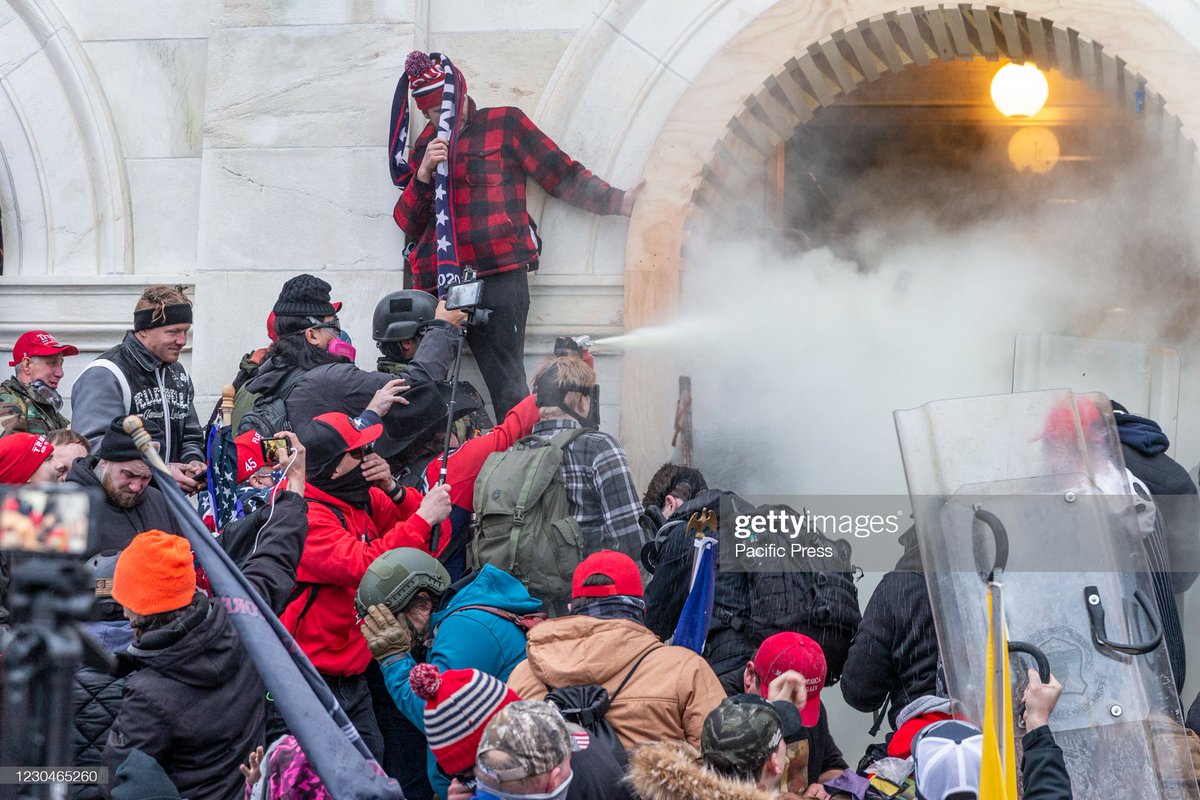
[1,47,1198,800]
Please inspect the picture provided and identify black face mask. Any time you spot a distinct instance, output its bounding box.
[304,422,372,506]
[310,467,371,506]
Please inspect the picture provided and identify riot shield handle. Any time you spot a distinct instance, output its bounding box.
[1084,586,1163,656]
[1009,640,1052,729]
[972,507,1010,582]
[1008,641,1051,682]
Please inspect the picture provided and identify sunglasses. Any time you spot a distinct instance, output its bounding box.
[347,446,368,459]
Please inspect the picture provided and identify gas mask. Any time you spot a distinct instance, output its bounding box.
[29,380,64,411]
[309,317,357,362]
[326,329,357,362]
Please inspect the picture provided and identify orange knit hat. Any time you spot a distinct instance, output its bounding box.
[112,530,196,615]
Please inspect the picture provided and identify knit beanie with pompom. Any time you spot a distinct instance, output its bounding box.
[410,663,521,776]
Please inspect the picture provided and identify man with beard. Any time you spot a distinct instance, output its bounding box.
[66,417,179,555]
[279,410,452,759]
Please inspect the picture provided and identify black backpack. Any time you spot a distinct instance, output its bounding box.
[235,366,306,437]
[543,646,663,769]
[744,504,862,684]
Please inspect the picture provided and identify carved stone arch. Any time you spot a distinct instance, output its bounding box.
[533,0,1200,478]
[697,5,1193,207]
[0,0,131,276]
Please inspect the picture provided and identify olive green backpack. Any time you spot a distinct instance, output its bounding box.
[471,428,588,616]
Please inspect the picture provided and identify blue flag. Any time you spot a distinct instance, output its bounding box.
[672,537,717,654]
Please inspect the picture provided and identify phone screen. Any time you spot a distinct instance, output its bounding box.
[444,280,484,310]
[260,436,290,464]
[0,485,94,555]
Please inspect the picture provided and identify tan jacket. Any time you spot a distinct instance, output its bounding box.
[629,742,805,800]
[506,615,726,749]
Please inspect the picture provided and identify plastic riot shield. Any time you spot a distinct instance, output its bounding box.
[895,389,1198,799]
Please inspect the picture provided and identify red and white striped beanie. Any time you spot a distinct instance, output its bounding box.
[410,663,520,775]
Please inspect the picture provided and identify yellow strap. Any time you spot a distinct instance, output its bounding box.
[979,590,1014,799]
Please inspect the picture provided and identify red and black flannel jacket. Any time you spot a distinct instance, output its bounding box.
[393,103,626,292]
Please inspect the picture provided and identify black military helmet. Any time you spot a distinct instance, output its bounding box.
[373,290,438,343]
[356,547,451,619]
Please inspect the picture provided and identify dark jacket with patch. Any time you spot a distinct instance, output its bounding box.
[66,457,180,557]
[101,597,262,800]
[839,528,938,730]
[71,331,204,464]
[99,516,302,799]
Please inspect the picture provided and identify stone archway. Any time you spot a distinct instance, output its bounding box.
[0,0,130,277]
[535,0,1200,480]
[692,7,1191,208]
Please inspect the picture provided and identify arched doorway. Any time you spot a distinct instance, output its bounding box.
[539,0,1200,481]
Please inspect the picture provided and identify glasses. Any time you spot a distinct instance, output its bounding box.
[347,446,368,460]
[306,316,341,333]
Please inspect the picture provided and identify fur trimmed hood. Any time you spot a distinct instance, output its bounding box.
[627,742,802,800]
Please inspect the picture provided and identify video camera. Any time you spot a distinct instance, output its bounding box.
[444,274,491,328]
[1,484,111,797]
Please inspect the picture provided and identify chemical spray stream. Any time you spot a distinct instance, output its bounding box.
[628,144,1200,499]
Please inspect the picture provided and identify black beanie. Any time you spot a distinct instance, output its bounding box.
[95,417,143,462]
[273,274,337,318]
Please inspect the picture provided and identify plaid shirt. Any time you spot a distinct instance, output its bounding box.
[532,418,647,561]
[393,102,626,292]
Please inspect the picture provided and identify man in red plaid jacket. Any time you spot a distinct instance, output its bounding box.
[393,53,642,419]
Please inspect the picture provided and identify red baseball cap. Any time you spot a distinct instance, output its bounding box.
[753,632,826,726]
[311,411,382,452]
[9,331,79,366]
[571,550,643,598]
[233,430,266,483]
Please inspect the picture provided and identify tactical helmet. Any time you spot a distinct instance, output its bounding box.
[356,547,451,619]
[373,290,438,343]
[88,549,123,620]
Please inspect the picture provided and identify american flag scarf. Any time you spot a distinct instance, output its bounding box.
[390,52,465,297]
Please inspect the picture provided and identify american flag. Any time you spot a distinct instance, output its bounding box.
[389,52,464,297]
[203,421,241,532]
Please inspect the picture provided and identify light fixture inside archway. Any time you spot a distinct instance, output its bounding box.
[991,62,1050,117]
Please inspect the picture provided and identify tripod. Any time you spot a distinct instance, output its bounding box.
[1,558,114,800]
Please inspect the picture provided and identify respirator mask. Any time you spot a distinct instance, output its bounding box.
[308,317,357,362]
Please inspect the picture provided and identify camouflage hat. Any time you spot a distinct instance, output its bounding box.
[702,694,799,776]
[476,701,586,783]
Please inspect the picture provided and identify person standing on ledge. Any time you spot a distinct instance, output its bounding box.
[390,50,642,419]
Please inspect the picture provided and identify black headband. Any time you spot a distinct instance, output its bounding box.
[133,304,193,331]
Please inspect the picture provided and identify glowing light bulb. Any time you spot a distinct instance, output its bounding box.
[991,63,1050,117]
[1008,126,1060,174]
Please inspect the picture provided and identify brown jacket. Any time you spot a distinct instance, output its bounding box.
[629,741,804,800]
[506,615,726,750]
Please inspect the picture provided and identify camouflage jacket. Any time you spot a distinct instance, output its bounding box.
[0,376,70,436]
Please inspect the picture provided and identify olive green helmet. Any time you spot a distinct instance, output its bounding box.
[356,548,451,619]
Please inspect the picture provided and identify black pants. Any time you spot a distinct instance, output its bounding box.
[466,268,530,420]
[365,660,434,800]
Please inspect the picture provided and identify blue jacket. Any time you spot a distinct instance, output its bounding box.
[380,565,542,795]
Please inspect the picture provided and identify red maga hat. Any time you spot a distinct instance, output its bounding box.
[753,632,826,727]
[9,331,79,366]
[571,550,644,598]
